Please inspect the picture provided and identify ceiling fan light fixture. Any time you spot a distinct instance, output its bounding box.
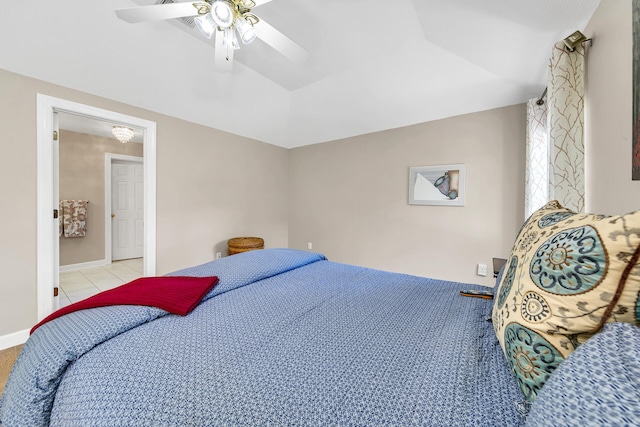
[235,16,256,44]
[112,126,134,144]
[210,0,235,29]
[194,13,216,39]
[223,28,240,50]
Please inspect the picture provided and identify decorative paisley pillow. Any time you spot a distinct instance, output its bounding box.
[492,200,640,401]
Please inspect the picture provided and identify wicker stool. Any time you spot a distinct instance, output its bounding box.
[227,237,264,255]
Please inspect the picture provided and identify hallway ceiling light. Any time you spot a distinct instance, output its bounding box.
[112,126,135,143]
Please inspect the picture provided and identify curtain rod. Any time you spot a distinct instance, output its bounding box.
[536,87,547,106]
[535,31,593,107]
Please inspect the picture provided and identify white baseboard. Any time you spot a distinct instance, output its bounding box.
[0,329,29,351]
[60,259,108,273]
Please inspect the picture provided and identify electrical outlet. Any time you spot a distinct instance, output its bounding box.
[477,263,488,277]
[215,252,222,260]
[307,242,313,250]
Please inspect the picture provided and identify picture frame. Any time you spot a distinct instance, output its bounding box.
[409,164,466,206]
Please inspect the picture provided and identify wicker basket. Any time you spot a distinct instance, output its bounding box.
[227,237,264,255]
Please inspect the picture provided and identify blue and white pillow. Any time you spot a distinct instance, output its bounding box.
[525,322,640,426]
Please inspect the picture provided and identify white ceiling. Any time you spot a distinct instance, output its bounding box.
[1,0,600,148]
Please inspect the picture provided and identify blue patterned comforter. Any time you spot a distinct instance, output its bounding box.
[0,249,525,426]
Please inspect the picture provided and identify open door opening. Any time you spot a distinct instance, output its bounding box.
[36,94,157,321]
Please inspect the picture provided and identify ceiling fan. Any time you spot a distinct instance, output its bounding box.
[115,0,308,71]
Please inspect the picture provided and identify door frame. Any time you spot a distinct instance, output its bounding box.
[105,154,144,264]
[36,94,157,321]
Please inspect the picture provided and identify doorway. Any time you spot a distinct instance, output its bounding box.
[36,94,157,321]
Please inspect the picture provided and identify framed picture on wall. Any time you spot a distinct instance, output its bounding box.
[408,164,466,206]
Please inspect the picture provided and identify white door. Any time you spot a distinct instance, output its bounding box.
[112,161,144,260]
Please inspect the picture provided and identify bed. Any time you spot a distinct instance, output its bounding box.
[2,200,640,426]
[2,249,526,426]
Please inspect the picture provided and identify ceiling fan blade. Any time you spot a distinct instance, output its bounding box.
[254,20,308,64]
[115,2,207,24]
[214,29,234,72]
[252,0,274,7]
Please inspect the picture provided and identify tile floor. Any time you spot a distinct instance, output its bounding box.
[59,258,143,308]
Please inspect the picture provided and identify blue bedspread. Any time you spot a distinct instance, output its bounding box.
[0,249,525,426]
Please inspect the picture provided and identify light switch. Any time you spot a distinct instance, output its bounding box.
[477,263,488,277]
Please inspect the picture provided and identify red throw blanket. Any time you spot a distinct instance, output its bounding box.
[31,276,219,334]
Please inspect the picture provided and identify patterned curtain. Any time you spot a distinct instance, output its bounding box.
[525,41,585,216]
[547,41,585,212]
[525,99,549,219]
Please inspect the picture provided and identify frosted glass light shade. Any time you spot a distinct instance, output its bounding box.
[235,16,256,44]
[194,14,216,39]
[210,1,234,29]
[223,28,239,50]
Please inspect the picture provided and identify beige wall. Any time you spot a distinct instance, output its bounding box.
[288,0,639,286]
[584,0,640,214]
[155,115,289,274]
[59,130,143,266]
[0,0,635,340]
[0,68,289,337]
[289,105,526,286]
